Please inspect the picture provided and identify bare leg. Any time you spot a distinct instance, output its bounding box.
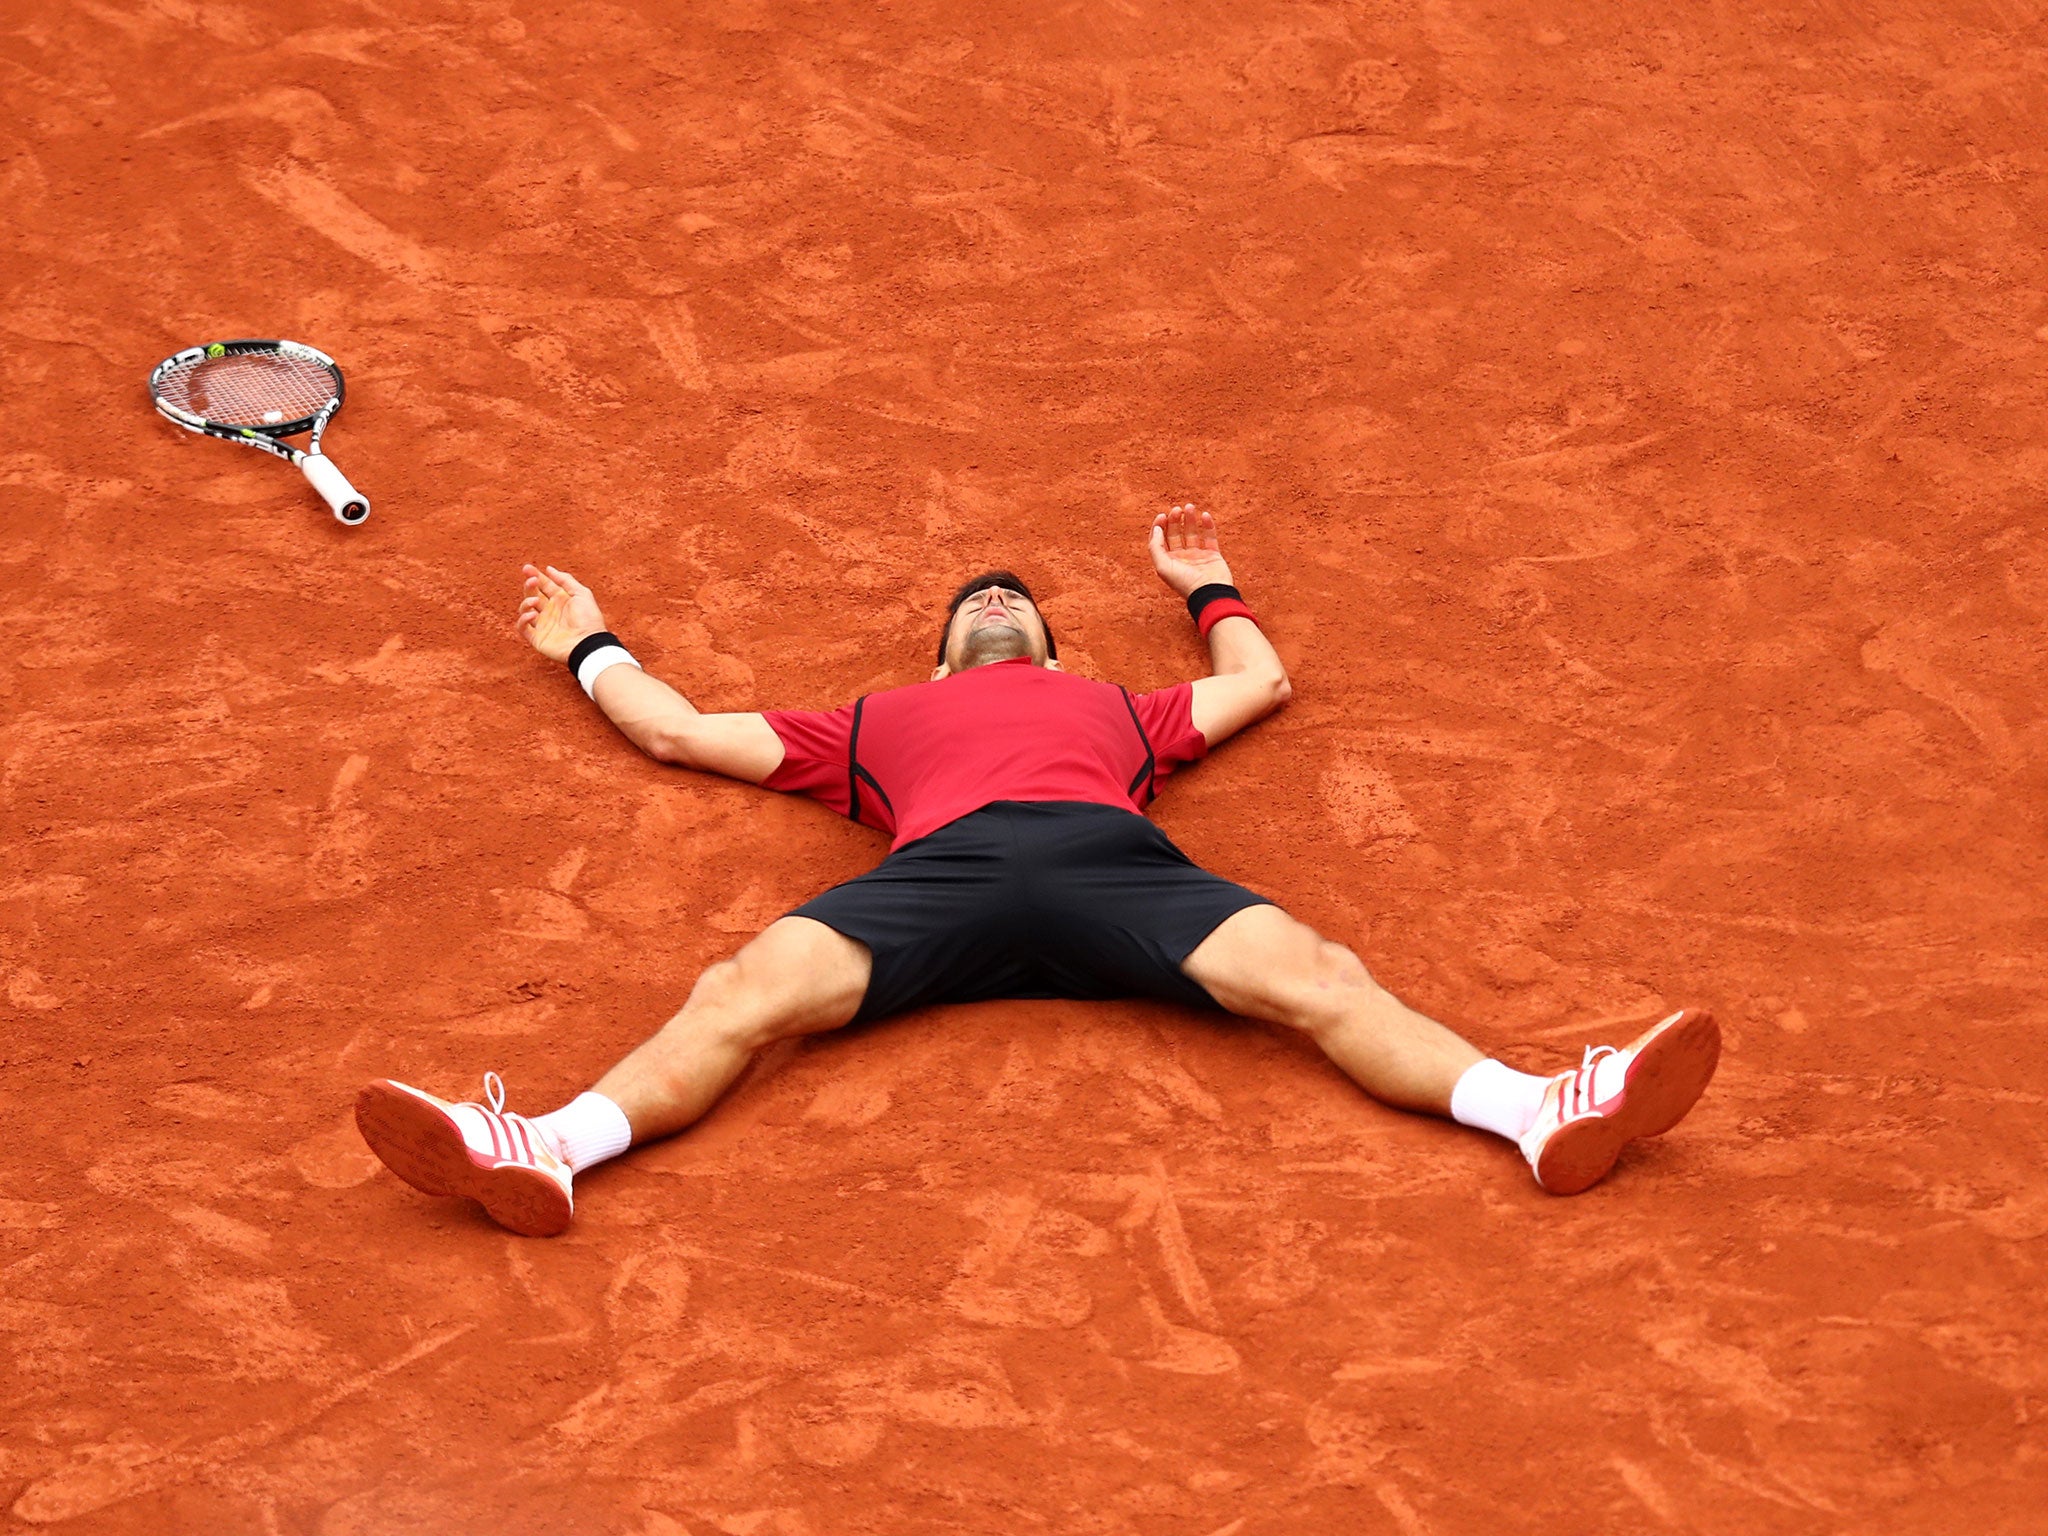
[1182,904,1483,1116]
[592,915,871,1142]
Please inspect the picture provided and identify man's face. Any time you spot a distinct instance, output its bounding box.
[936,582,1055,676]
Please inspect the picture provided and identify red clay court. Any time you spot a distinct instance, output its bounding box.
[4,1,2045,1531]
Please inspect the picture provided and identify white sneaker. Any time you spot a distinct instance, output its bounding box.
[1518,1009,1721,1194]
[355,1072,574,1236]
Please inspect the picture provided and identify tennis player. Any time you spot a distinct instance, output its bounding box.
[354,506,1720,1236]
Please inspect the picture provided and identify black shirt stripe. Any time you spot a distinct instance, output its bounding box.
[1118,686,1157,804]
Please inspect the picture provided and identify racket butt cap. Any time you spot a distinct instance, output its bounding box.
[301,451,370,525]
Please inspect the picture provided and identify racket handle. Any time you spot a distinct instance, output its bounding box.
[301,452,370,525]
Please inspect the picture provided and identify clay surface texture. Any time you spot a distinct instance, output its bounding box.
[2,1,2043,1532]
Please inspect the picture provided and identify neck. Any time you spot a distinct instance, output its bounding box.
[955,655,1036,674]
[956,629,1035,671]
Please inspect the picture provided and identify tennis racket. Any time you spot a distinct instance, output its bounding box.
[149,339,371,525]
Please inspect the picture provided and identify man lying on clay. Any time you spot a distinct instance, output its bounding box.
[354,505,1721,1236]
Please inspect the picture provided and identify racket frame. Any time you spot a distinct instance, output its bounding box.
[149,339,368,523]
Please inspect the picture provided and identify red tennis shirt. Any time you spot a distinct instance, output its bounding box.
[763,658,1208,850]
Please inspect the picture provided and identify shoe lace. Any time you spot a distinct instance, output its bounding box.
[1562,1045,1620,1119]
[477,1071,556,1163]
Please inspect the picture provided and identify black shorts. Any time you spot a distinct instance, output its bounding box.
[791,801,1271,1023]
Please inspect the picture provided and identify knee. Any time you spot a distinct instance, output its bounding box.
[685,956,747,1012]
[1318,940,1374,986]
[668,957,779,1050]
[1287,942,1379,1033]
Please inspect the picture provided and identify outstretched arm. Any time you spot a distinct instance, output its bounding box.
[516,563,783,783]
[1149,505,1292,748]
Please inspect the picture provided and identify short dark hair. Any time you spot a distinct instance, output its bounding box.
[936,570,1056,666]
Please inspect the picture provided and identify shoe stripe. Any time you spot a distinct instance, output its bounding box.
[471,1107,547,1169]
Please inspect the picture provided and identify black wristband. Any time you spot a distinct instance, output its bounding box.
[1186,584,1243,623]
[565,631,622,676]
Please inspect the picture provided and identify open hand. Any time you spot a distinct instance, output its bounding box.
[517,564,610,662]
[1148,503,1236,598]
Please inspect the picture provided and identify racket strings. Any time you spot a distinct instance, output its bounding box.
[156,353,338,428]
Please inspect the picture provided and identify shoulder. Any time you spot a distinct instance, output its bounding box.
[1128,679,1201,738]
[1038,667,1120,695]
[861,675,946,713]
[1020,668,1130,708]
[762,699,857,750]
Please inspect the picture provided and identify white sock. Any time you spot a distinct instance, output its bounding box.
[1450,1059,1551,1143]
[532,1092,634,1174]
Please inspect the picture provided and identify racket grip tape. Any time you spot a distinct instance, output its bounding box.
[300,452,370,525]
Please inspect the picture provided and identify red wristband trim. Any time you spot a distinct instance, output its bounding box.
[1196,598,1257,637]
